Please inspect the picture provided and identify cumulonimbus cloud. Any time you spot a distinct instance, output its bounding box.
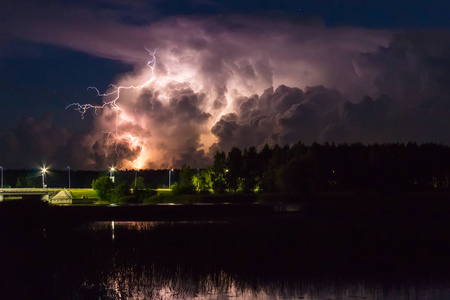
[2,3,450,169]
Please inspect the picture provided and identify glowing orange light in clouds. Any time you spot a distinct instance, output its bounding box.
[68,47,231,170]
[67,48,159,169]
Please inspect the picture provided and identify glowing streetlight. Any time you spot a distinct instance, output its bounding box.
[41,167,47,188]
[109,167,115,183]
[0,166,3,189]
[168,169,174,189]
[67,166,71,189]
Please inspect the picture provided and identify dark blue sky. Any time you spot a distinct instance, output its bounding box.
[154,0,450,28]
[0,43,131,128]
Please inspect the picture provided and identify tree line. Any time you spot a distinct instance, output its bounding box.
[4,142,450,197]
[195,142,450,194]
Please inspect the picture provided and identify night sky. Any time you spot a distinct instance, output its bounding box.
[1,0,449,170]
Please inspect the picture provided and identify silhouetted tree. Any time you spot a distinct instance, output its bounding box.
[226,147,244,192]
[280,154,315,194]
[211,151,227,193]
[242,147,258,192]
[16,176,38,188]
[257,144,273,191]
[261,145,289,192]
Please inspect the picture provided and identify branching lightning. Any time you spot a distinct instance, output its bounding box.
[66,47,158,119]
[66,46,209,170]
[66,48,158,168]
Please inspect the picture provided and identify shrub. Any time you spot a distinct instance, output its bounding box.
[91,176,114,202]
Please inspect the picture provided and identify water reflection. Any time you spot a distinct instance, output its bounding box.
[81,221,450,299]
[3,218,450,299]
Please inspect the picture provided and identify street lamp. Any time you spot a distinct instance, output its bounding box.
[0,166,3,189]
[41,167,47,188]
[66,166,71,189]
[135,169,138,189]
[168,169,174,189]
[197,168,200,190]
[110,167,115,183]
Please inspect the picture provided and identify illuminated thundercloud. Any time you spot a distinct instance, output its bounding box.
[1,12,449,171]
[66,48,160,168]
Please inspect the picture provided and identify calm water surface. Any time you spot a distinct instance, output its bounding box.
[2,216,450,299]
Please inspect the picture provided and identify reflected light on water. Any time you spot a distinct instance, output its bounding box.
[74,221,450,300]
[111,221,115,240]
[86,221,226,233]
[94,268,448,300]
[5,219,450,299]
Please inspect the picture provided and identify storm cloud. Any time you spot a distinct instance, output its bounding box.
[2,1,450,169]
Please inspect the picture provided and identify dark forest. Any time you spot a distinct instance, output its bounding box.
[5,142,450,194]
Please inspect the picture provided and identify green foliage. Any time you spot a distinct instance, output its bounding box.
[69,189,98,199]
[133,176,146,190]
[132,177,157,202]
[111,182,130,203]
[91,176,114,202]
[172,165,196,195]
[211,151,228,193]
[192,167,212,192]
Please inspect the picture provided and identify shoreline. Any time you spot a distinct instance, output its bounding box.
[2,191,450,224]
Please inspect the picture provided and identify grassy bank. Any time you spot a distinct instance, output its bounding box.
[68,189,98,200]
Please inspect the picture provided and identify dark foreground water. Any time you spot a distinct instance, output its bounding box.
[2,209,450,299]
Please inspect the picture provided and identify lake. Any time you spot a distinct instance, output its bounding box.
[2,210,450,299]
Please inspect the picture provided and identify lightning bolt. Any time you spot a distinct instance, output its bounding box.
[66,47,158,167]
[66,46,207,169]
[66,47,158,119]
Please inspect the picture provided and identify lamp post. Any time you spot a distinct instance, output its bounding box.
[197,168,200,190]
[41,167,47,188]
[66,166,71,189]
[0,166,3,189]
[135,169,138,189]
[110,167,115,183]
[169,169,173,189]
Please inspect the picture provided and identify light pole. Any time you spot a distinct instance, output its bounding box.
[110,167,115,183]
[0,166,3,189]
[169,169,173,189]
[197,168,200,190]
[67,166,71,189]
[41,167,47,188]
[135,169,138,189]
